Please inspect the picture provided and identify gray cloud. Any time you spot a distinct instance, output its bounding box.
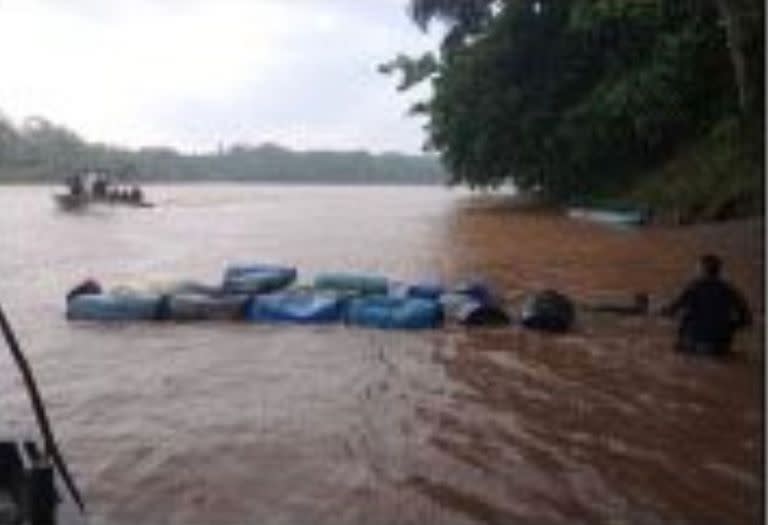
[0,0,439,153]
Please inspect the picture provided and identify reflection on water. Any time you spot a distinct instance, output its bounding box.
[0,185,762,525]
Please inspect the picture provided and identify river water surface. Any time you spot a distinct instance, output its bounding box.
[0,185,763,525]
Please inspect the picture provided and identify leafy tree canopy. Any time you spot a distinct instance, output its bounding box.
[384,0,763,199]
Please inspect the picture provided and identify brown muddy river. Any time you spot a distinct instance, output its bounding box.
[0,185,763,525]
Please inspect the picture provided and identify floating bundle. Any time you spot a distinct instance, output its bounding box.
[63,263,577,333]
[67,292,163,321]
[246,290,345,324]
[345,296,443,330]
[222,265,297,294]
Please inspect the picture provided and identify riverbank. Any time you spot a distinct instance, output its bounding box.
[489,119,764,226]
[456,186,765,230]
[626,119,764,224]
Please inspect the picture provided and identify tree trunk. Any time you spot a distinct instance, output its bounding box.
[713,0,763,118]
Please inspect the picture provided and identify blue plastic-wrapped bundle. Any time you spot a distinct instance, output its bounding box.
[345,296,442,330]
[314,273,389,295]
[407,282,444,300]
[67,293,162,321]
[389,280,445,300]
[164,293,249,321]
[246,290,345,324]
[222,264,297,294]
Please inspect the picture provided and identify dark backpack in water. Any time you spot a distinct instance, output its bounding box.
[520,290,575,333]
[65,279,102,303]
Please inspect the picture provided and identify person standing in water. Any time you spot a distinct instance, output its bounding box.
[662,254,752,355]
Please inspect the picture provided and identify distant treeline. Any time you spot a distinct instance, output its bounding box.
[0,114,447,184]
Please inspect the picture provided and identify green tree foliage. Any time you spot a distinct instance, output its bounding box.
[0,115,446,185]
[386,0,763,200]
[378,53,439,91]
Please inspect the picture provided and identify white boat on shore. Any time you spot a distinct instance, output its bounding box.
[567,207,649,226]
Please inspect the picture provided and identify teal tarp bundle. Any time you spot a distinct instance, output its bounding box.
[314,273,389,295]
[222,265,297,294]
[67,293,162,321]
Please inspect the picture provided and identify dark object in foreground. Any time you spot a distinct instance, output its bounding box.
[0,440,85,525]
[520,290,575,333]
[662,254,751,355]
[0,304,86,524]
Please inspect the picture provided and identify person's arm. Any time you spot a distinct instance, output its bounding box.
[730,286,752,328]
[660,283,693,317]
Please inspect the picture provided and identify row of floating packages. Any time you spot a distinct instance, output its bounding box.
[65,264,575,332]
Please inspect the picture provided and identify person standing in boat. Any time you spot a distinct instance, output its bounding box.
[662,254,751,355]
[67,174,84,196]
[129,185,143,203]
[92,174,109,198]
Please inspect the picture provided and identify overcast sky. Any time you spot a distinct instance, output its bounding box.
[0,0,441,153]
